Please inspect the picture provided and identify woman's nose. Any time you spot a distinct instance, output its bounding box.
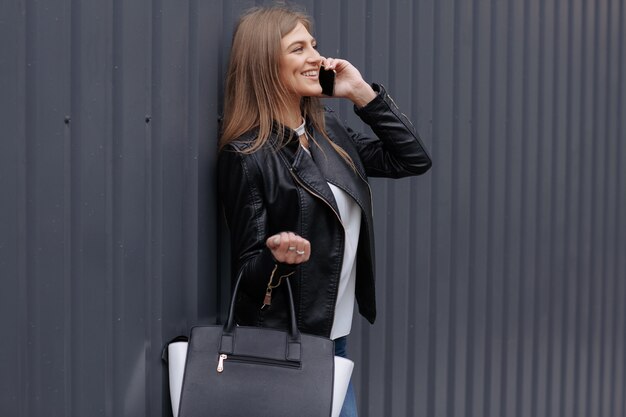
[307,48,322,64]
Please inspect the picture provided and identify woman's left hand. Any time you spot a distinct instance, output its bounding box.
[320,57,377,107]
[266,232,311,265]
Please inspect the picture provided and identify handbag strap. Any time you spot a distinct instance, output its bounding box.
[221,268,302,362]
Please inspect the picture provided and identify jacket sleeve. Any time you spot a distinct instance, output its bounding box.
[217,146,295,298]
[347,83,432,178]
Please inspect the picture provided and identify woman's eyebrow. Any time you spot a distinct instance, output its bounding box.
[285,37,317,50]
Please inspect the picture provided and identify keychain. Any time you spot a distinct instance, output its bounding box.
[261,265,294,310]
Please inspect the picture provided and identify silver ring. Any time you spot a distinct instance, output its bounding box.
[296,250,305,255]
[288,246,296,251]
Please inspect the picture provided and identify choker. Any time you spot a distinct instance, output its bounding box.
[294,118,306,136]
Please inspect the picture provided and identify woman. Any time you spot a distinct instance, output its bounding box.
[217,6,431,416]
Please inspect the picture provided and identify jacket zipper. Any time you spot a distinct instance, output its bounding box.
[216,353,300,373]
[382,84,417,132]
[288,168,346,231]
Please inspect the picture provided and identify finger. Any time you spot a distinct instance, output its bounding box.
[278,231,292,254]
[293,236,306,254]
[278,233,297,264]
[266,234,281,249]
[285,232,298,255]
[285,234,309,264]
[323,57,335,70]
[268,232,291,262]
[295,240,310,261]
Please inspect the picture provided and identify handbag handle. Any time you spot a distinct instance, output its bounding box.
[220,268,302,362]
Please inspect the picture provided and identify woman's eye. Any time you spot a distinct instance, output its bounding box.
[293,47,303,53]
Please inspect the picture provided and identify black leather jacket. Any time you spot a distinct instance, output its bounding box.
[217,84,432,338]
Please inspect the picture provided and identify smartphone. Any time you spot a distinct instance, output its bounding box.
[319,66,335,96]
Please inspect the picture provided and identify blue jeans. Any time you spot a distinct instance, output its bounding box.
[334,336,358,417]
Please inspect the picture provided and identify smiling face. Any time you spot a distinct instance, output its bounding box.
[279,22,323,99]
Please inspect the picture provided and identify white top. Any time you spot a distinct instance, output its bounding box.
[294,118,306,136]
[328,183,361,340]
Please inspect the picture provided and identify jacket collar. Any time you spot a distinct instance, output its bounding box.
[276,122,371,219]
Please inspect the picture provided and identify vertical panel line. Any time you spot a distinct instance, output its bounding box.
[532,0,547,416]
[68,0,84,413]
[384,3,397,415]
[24,0,37,411]
[617,0,626,415]
[63,0,75,414]
[449,0,462,415]
[484,0,499,413]
[597,0,608,413]
[19,0,31,415]
[500,0,516,414]
[585,0,601,415]
[547,0,562,415]
[466,0,481,415]
[427,0,442,415]
[406,2,422,416]
[573,0,588,414]
[603,2,618,415]
[104,0,116,415]
[145,0,158,414]
[558,1,575,415]
[111,0,124,414]
[516,0,531,414]
[187,0,198,320]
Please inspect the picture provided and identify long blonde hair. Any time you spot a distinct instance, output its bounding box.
[220,6,354,167]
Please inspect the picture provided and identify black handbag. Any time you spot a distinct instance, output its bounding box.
[177,270,335,417]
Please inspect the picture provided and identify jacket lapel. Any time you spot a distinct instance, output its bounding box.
[310,129,372,217]
[278,132,341,217]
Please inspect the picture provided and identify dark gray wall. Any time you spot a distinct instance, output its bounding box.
[1,0,625,416]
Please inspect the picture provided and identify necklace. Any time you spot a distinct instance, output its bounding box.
[294,118,306,137]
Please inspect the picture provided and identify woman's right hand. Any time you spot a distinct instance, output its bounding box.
[320,57,376,107]
[266,232,311,264]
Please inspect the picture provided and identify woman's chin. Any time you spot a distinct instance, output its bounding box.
[307,87,324,97]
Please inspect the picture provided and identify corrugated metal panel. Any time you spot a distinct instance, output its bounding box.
[346,1,626,417]
[0,0,624,416]
[0,0,221,415]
